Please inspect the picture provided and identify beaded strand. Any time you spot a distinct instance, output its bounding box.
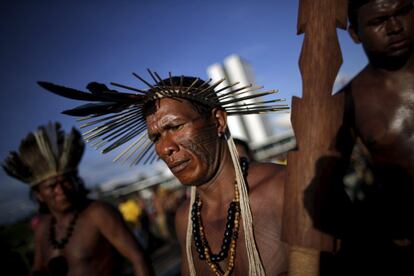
[49,212,79,250]
[190,158,248,275]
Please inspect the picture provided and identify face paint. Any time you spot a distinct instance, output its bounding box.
[146,98,222,186]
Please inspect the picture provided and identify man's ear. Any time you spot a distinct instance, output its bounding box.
[33,189,44,203]
[348,25,361,44]
[211,108,227,135]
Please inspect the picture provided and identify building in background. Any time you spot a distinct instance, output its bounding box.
[207,55,271,145]
[208,54,295,162]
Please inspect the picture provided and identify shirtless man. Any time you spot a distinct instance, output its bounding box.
[142,77,289,275]
[335,0,414,273]
[38,75,290,275]
[2,123,152,276]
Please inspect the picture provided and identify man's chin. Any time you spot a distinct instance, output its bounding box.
[53,203,74,213]
[174,173,205,187]
[388,47,412,59]
[175,176,197,187]
[369,50,412,70]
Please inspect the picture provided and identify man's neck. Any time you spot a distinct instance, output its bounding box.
[51,208,78,224]
[369,51,414,73]
[51,198,88,223]
[196,144,237,208]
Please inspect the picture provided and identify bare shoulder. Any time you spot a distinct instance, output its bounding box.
[175,197,190,245]
[174,197,191,275]
[347,66,379,97]
[335,66,371,96]
[83,200,122,224]
[34,214,51,239]
[247,162,286,223]
[248,162,285,194]
[86,200,116,212]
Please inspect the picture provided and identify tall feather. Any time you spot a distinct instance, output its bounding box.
[2,122,85,187]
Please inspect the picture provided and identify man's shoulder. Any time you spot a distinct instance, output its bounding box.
[82,200,121,221]
[247,162,286,231]
[34,214,51,237]
[247,162,285,203]
[336,66,377,96]
[175,197,190,226]
[174,196,190,244]
[248,162,285,188]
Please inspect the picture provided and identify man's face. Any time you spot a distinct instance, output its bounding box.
[146,98,221,186]
[351,0,414,61]
[35,174,78,213]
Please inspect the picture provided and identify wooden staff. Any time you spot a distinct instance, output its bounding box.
[282,0,348,275]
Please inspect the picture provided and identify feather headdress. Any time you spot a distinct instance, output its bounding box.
[38,70,288,166]
[38,70,288,276]
[2,122,85,187]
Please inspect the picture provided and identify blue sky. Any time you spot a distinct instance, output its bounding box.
[0,0,367,224]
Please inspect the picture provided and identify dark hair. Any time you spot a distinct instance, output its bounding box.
[142,76,219,119]
[233,138,255,161]
[348,0,372,29]
[233,138,251,154]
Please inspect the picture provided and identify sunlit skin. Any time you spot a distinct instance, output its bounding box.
[334,0,414,273]
[146,97,289,275]
[31,174,152,276]
[344,0,414,186]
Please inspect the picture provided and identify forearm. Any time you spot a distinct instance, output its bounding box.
[132,255,154,276]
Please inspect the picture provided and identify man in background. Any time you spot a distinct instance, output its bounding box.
[3,122,152,276]
[335,0,414,274]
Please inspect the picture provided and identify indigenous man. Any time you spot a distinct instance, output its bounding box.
[38,73,290,275]
[2,122,152,276]
[335,0,414,274]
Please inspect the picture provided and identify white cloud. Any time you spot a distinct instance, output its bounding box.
[333,73,351,93]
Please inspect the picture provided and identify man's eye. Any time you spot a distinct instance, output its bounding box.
[47,184,57,190]
[172,124,184,130]
[152,135,160,143]
[148,133,159,143]
[368,17,386,26]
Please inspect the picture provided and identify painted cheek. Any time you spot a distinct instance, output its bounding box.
[181,134,215,166]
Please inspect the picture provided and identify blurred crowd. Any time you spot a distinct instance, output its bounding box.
[117,185,187,253]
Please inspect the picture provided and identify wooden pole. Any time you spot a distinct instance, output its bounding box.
[282,0,348,274]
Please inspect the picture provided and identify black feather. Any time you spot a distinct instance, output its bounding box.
[62,102,127,116]
[37,81,114,102]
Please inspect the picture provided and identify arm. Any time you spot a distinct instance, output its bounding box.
[175,200,190,276]
[90,202,153,276]
[30,217,48,276]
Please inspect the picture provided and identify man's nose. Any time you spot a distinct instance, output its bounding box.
[158,134,179,157]
[53,182,65,194]
[386,16,403,35]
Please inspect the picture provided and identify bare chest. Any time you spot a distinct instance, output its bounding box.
[40,217,114,274]
[191,205,288,275]
[352,77,414,157]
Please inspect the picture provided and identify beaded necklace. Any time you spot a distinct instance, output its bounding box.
[191,158,248,275]
[49,211,79,250]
